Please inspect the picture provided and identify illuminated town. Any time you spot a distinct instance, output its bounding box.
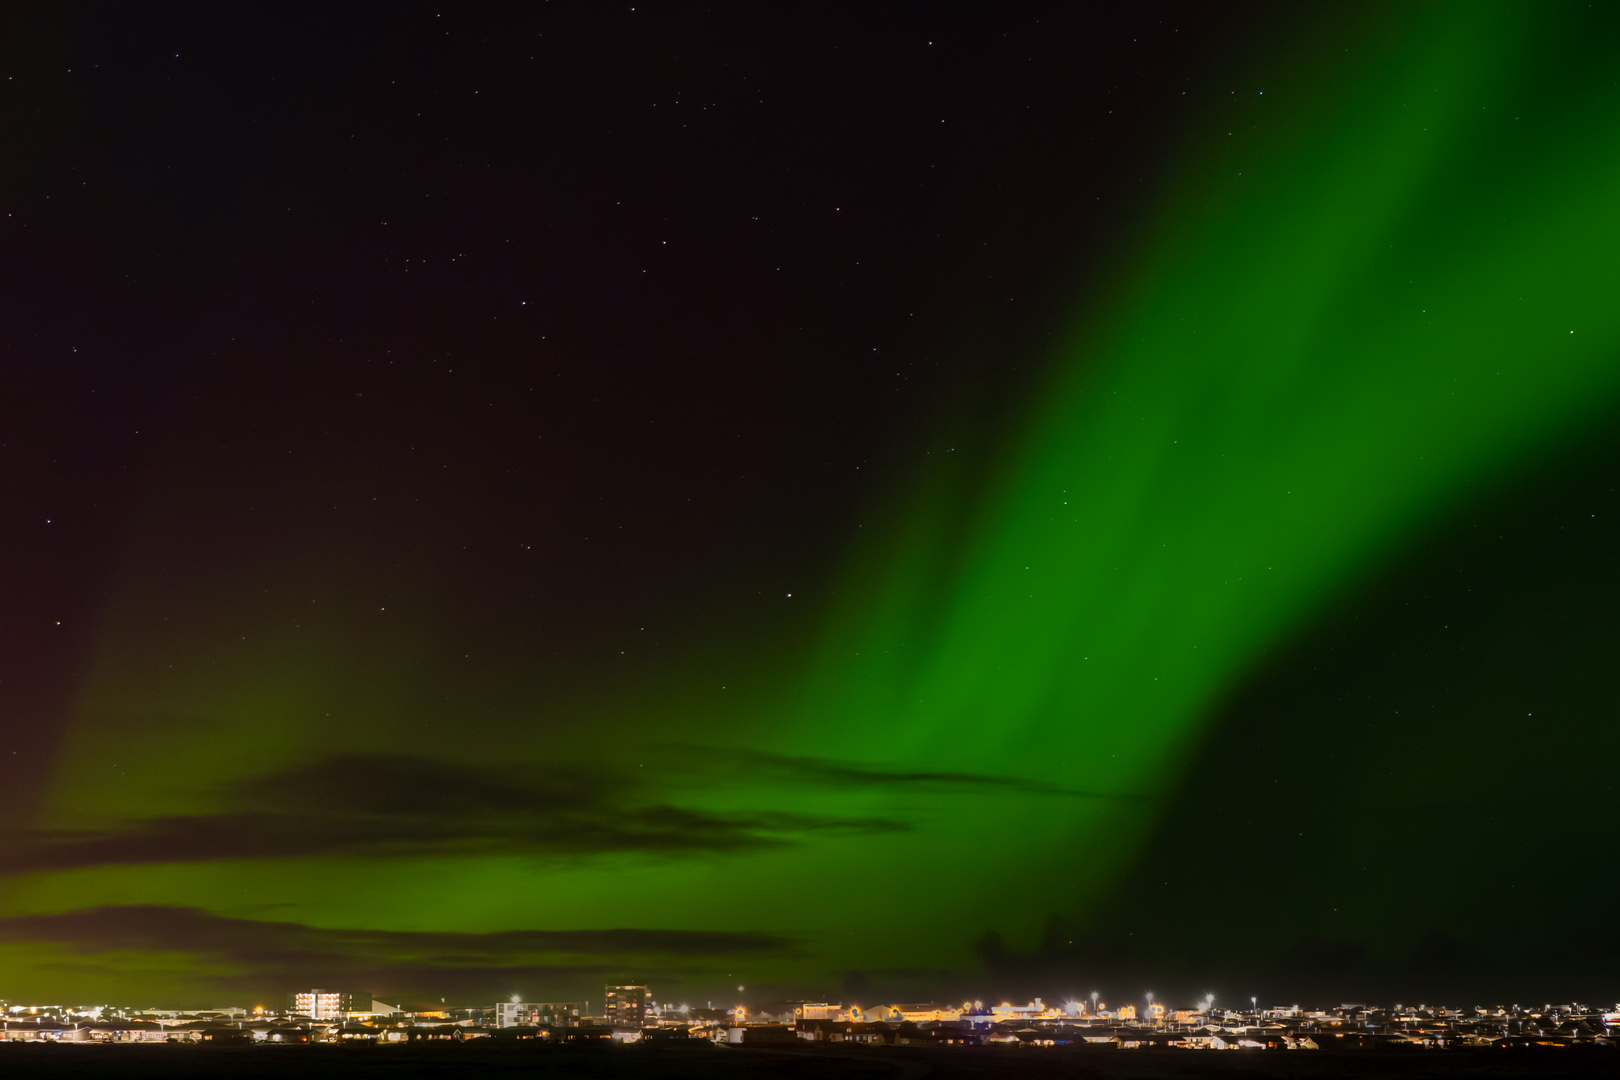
[1,986,1615,1051]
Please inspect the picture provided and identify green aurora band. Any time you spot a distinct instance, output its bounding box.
[5,2,1618,1002]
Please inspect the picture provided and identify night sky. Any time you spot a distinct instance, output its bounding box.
[2,2,1616,1011]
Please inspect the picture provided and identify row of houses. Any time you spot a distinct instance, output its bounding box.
[6,993,1616,1051]
[4,1016,1614,1052]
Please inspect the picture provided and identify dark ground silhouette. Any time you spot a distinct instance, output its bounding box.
[1,1042,1614,1080]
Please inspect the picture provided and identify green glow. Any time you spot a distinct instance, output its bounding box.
[779,0,1620,931]
[811,9,1609,768]
[8,2,1620,1001]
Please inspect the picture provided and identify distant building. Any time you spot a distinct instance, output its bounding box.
[989,999,1065,1022]
[604,984,650,1027]
[747,1002,804,1023]
[857,1003,963,1023]
[795,1003,839,1021]
[287,990,368,1020]
[495,1001,580,1028]
[895,1003,963,1022]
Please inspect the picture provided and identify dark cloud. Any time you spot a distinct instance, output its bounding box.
[665,745,1148,800]
[0,905,783,960]
[0,754,902,873]
[0,746,1118,876]
[0,905,788,1001]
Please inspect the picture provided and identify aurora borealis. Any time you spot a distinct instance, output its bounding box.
[2,2,1617,1009]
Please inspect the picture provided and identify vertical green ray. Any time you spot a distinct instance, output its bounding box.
[786,0,1620,920]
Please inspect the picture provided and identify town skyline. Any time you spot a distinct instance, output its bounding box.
[1,0,1615,1015]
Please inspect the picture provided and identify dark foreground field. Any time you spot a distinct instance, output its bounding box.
[0,1043,1613,1080]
